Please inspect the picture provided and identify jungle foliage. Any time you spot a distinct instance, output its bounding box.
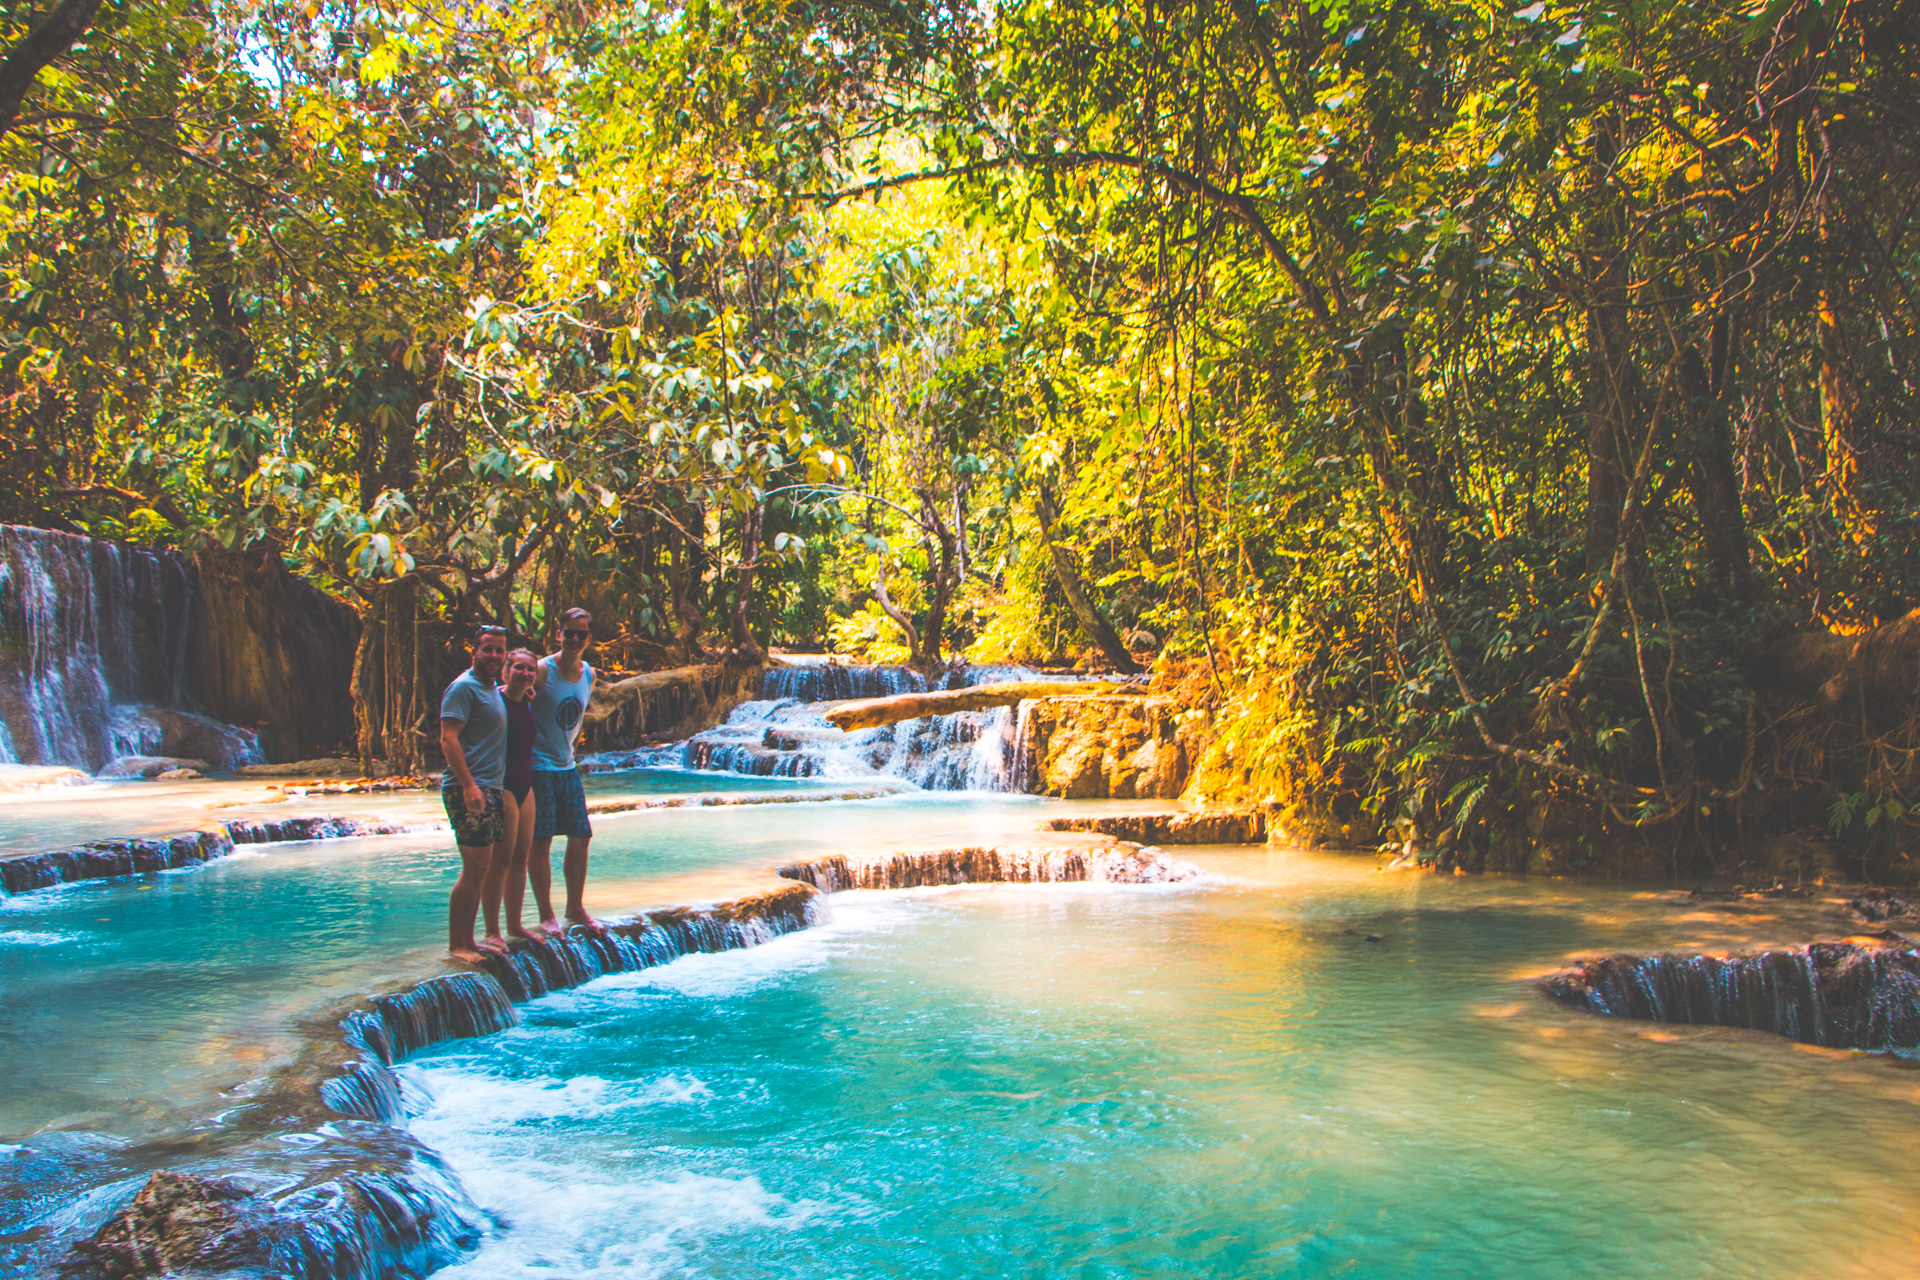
[3,0,1917,872]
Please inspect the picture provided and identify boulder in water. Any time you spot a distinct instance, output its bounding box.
[63,1170,279,1277]
[97,756,213,779]
[136,707,263,771]
[155,767,202,779]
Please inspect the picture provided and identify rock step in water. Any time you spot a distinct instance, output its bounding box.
[0,787,919,896]
[1042,810,1267,845]
[1544,942,1920,1050]
[777,843,1202,892]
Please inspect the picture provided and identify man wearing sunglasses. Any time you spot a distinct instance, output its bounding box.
[440,624,510,962]
[526,607,601,933]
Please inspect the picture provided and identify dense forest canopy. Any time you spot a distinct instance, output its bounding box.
[4,0,1918,872]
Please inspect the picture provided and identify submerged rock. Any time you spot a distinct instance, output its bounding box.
[1545,942,1920,1050]
[237,757,387,779]
[0,764,90,792]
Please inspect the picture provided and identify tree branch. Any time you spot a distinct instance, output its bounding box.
[0,0,104,138]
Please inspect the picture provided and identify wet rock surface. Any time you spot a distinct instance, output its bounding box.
[1043,810,1266,844]
[1847,888,1917,924]
[1020,695,1193,799]
[186,544,358,765]
[1545,942,1920,1050]
[56,1125,483,1280]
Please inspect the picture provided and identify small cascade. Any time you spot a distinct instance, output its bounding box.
[319,884,822,1125]
[1545,943,1920,1050]
[0,525,195,770]
[0,817,442,896]
[777,842,1203,892]
[595,663,1066,792]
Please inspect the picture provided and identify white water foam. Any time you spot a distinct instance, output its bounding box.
[0,929,87,947]
[399,895,925,1275]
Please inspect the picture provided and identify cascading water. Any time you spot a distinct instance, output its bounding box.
[0,524,258,772]
[1545,942,1920,1050]
[591,664,1058,792]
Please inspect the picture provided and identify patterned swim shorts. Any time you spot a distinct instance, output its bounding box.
[531,768,593,841]
[442,782,506,848]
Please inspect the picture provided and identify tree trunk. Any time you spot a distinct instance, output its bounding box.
[350,593,384,772]
[1033,483,1142,674]
[1679,332,1755,601]
[871,565,920,658]
[915,492,959,670]
[729,501,767,663]
[0,0,103,137]
[668,509,706,664]
[1817,146,1867,539]
[1583,115,1637,576]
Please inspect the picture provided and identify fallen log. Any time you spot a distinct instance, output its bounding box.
[584,663,737,726]
[823,680,1134,731]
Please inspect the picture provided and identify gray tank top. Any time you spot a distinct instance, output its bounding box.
[531,657,593,770]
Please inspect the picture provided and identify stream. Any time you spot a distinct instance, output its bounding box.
[3,774,1917,1276]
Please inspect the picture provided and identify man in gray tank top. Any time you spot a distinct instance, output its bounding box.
[523,606,600,934]
[439,625,510,962]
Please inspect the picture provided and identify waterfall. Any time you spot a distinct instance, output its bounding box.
[1544,943,1920,1050]
[590,663,1065,792]
[0,524,266,773]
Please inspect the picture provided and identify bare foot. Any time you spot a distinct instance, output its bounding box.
[538,915,564,936]
[477,933,510,956]
[449,947,489,964]
[566,910,607,934]
[507,924,547,943]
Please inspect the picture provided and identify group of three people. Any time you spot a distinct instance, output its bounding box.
[438,608,601,962]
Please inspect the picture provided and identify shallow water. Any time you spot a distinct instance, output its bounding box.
[0,768,845,853]
[404,848,1920,1279]
[0,782,1068,1139]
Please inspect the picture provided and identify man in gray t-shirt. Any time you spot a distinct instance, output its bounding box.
[439,625,509,962]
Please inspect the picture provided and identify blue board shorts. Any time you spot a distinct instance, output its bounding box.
[532,768,592,841]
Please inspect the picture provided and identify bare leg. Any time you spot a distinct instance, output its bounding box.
[504,790,541,940]
[449,842,495,963]
[480,795,522,953]
[563,835,601,931]
[530,835,561,934]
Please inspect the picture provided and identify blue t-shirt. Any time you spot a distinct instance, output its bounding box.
[531,656,594,771]
[440,669,508,789]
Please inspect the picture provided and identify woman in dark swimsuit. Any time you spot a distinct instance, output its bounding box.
[483,648,541,952]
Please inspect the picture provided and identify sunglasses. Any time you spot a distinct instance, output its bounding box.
[562,629,591,641]
[477,626,507,637]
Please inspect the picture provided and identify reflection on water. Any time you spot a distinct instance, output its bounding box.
[406,849,1920,1279]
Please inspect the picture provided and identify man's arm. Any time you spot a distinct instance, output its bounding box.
[440,717,484,813]
[534,654,551,692]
